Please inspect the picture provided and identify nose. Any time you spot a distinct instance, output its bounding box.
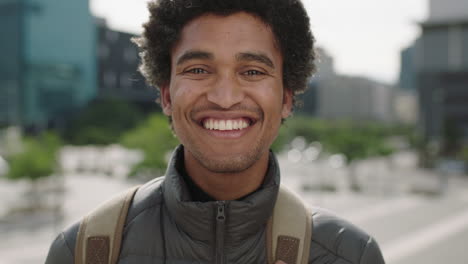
[206,73,245,109]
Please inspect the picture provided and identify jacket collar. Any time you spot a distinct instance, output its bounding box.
[162,145,280,246]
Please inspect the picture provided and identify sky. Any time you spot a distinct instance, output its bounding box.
[90,0,428,85]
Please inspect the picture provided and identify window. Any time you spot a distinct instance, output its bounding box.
[104,71,116,88]
[120,73,132,89]
[124,47,137,64]
[98,44,109,58]
[105,30,119,43]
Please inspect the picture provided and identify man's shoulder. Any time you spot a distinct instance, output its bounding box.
[309,207,385,264]
[126,176,165,221]
[45,176,165,264]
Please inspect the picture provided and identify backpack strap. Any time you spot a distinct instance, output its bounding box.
[75,184,311,264]
[75,185,140,264]
[267,185,312,264]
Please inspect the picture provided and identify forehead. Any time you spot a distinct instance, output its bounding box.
[172,12,281,63]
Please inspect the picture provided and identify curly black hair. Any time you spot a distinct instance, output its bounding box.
[134,0,315,98]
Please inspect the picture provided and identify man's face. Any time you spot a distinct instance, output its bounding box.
[160,12,292,173]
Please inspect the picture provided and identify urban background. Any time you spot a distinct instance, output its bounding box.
[0,0,468,263]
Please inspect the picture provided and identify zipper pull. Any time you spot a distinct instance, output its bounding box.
[217,201,226,222]
[215,201,226,264]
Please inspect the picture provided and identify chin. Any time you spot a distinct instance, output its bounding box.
[204,159,253,174]
[193,148,264,174]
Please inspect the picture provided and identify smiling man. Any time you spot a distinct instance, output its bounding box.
[46,0,385,264]
[164,12,291,202]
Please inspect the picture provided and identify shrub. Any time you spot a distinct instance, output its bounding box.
[64,100,143,145]
[120,114,179,176]
[6,132,61,181]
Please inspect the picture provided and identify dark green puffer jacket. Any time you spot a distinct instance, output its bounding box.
[45,147,385,264]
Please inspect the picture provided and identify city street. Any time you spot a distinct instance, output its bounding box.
[297,189,468,264]
[0,151,467,264]
[1,0,467,263]
[280,151,468,264]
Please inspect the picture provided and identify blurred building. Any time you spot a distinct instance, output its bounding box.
[396,45,419,125]
[96,19,157,104]
[314,47,336,81]
[300,48,395,122]
[317,76,395,122]
[398,46,417,92]
[428,0,468,22]
[0,0,96,130]
[411,0,468,149]
[393,90,418,125]
[299,47,335,115]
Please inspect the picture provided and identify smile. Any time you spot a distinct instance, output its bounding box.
[202,118,252,131]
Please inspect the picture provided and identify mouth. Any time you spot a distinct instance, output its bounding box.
[199,117,255,131]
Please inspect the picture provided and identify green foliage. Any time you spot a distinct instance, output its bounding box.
[272,115,396,162]
[120,114,179,176]
[64,100,143,145]
[460,147,468,163]
[6,132,61,181]
[271,124,289,153]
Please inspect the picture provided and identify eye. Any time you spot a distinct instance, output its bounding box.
[186,68,208,74]
[244,70,265,76]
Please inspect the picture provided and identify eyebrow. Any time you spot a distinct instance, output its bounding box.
[236,52,275,69]
[176,50,214,66]
[176,50,275,69]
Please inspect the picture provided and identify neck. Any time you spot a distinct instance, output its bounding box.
[184,149,270,201]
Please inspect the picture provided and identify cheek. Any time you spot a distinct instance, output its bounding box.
[252,84,284,113]
[171,83,202,108]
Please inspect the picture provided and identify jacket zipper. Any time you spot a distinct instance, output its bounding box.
[215,201,226,264]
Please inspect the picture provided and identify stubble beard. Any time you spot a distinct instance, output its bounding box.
[177,104,271,174]
[186,136,267,174]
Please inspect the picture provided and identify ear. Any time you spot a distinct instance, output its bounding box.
[281,88,293,119]
[160,83,172,116]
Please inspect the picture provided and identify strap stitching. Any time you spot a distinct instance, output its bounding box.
[89,238,107,263]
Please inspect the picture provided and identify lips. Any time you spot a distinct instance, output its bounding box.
[191,106,262,133]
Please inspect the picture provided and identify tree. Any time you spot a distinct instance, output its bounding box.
[120,114,179,178]
[274,116,395,191]
[5,132,62,208]
[64,100,143,145]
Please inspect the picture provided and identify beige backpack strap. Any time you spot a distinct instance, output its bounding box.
[267,185,312,264]
[75,185,140,264]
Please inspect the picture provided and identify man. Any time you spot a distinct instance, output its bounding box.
[46,0,385,263]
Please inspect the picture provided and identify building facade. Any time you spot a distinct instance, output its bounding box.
[415,0,468,150]
[398,45,417,92]
[0,0,96,129]
[96,19,157,104]
[317,76,394,122]
[0,1,22,126]
[298,47,335,116]
[300,48,395,122]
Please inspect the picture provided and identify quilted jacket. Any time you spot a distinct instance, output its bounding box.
[45,146,385,264]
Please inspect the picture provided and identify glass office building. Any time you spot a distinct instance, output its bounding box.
[0,0,96,129]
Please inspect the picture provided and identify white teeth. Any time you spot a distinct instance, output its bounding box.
[226,120,233,130]
[219,120,226,130]
[203,119,250,131]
